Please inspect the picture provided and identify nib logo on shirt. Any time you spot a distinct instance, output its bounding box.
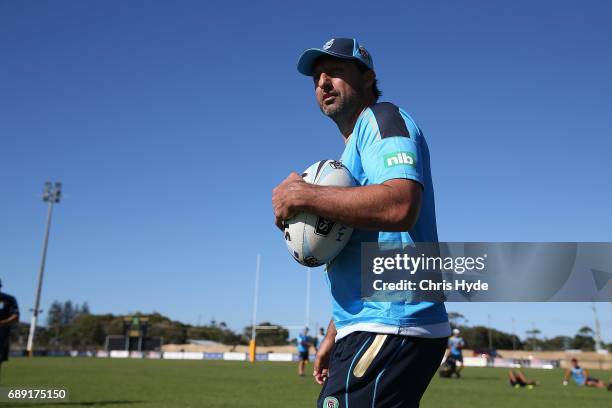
[384,151,416,168]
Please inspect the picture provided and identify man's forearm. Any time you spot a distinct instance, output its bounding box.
[0,314,18,326]
[297,181,421,232]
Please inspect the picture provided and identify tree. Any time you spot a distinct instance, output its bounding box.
[81,302,91,315]
[62,301,74,325]
[572,326,595,351]
[458,326,521,350]
[104,316,125,336]
[46,301,63,344]
[447,312,467,328]
[542,336,572,351]
[10,322,50,349]
[187,324,245,344]
[155,322,187,344]
[63,314,106,349]
[46,301,63,327]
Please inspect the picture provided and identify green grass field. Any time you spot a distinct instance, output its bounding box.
[1,357,611,407]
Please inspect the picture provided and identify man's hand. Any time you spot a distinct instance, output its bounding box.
[313,335,334,385]
[272,172,312,230]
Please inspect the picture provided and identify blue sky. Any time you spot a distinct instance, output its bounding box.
[1,1,611,343]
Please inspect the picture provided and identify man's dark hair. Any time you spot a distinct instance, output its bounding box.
[356,62,382,102]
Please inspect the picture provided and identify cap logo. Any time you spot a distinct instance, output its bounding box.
[323,39,334,50]
[358,46,370,61]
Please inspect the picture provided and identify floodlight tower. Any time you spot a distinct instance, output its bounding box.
[591,302,603,351]
[26,182,62,357]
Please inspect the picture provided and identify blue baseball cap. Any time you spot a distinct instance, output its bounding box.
[297,38,374,76]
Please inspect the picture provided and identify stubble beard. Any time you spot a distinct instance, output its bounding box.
[319,89,364,130]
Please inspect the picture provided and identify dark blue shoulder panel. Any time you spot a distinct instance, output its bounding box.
[369,102,410,139]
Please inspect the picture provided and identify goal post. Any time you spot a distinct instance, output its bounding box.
[248,324,307,362]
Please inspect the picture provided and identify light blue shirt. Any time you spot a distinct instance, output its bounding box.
[570,366,586,385]
[326,102,448,335]
[448,336,464,356]
[297,333,308,353]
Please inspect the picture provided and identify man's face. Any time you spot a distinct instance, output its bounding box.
[311,57,369,119]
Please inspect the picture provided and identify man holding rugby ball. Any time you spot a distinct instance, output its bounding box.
[272,38,449,407]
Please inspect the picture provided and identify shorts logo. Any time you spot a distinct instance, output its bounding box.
[323,396,339,408]
[384,151,416,168]
[323,39,334,50]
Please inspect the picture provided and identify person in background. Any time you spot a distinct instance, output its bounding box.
[444,328,465,378]
[508,369,537,389]
[315,328,325,351]
[297,328,311,377]
[563,358,611,390]
[0,279,20,384]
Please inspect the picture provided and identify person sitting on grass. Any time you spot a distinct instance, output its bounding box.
[508,369,537,389]
[563,358,611,390]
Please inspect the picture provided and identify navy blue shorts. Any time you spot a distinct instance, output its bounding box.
[317,332,447,408]
[299,351,309,361]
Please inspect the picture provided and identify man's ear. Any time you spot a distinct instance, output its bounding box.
[362,70,375,89]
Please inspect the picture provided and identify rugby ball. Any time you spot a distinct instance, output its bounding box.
[284,160,356,267]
